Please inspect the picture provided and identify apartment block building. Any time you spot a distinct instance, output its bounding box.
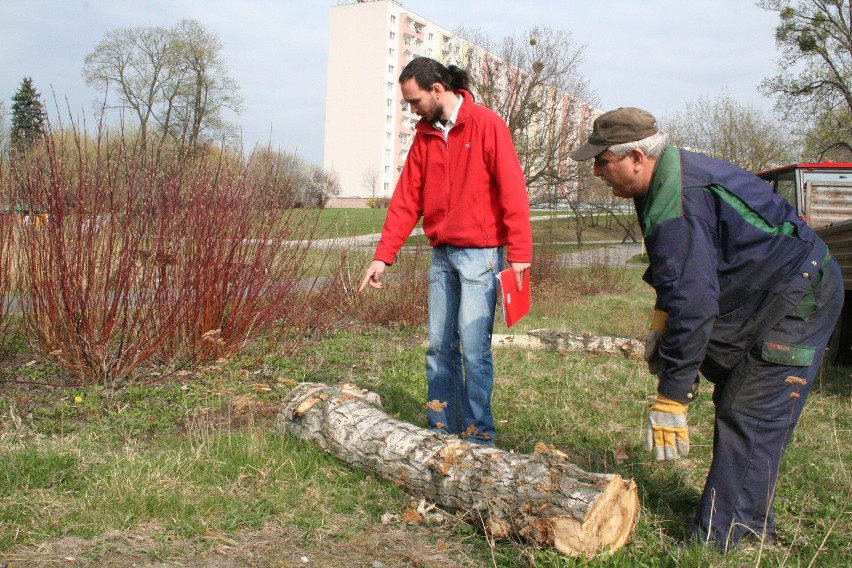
[324,0,599,205]
[324,0,450,202]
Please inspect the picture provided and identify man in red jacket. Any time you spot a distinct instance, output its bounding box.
[360,57,532,444]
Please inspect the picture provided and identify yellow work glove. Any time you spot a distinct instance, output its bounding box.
[643,310,668,375]
[645,393,689,460]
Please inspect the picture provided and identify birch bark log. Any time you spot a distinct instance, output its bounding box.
[277,382,639,558]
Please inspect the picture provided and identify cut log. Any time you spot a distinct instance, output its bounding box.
[519,329,643,358]
[277,382,640,558]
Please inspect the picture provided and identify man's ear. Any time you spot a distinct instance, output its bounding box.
[431,82,446,95]
[630,148,646,171]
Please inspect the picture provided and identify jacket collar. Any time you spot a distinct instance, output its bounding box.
[415,88,475,134]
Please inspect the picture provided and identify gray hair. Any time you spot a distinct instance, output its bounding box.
[608,131,669,159]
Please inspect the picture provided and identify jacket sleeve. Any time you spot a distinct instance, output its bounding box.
[643,215,718,403]
[373,137,425,265]
[486,115,532,263]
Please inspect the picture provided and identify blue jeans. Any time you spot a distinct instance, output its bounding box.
[425,245,503,443]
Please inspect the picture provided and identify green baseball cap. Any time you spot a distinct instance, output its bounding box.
[570,107,658,161]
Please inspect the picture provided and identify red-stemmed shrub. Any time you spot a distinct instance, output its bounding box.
[13,125,338,386]
[0,160,17,353]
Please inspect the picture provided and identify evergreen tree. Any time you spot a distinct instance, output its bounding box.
[10,77,46,151]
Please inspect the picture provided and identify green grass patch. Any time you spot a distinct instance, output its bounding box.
[313,208,422,239]
[1,224,849,566]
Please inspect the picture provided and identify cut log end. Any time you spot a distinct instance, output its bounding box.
[551,476,640,558]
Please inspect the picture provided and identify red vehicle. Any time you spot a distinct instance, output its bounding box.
[756,162,852,363]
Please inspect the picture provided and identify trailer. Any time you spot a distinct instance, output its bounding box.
[756,162,852,363]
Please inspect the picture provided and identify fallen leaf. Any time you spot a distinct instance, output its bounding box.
[425,399,448,412]
[613,443,630,465]
[402,508,422,524]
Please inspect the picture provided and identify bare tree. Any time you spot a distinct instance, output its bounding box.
[0,101,9,160]
[163,19,243,150]
[451,27,598,216]
[83,19,242,156]
[83,25,172,149]
[362,165,380,200]
[307,167,341,208]
[246,149,339,209]
[662,90,798,171]
[803,106,852,158]
[759,0,852,158]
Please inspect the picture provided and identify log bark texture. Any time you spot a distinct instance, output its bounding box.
[277,382,639,558]
[523,329,643,358]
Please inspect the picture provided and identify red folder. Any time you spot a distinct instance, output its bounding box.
[498,268,530,328]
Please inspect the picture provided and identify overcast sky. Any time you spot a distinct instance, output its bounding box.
[1,0,783,165]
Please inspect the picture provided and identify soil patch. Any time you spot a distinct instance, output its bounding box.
[0,520,493,567]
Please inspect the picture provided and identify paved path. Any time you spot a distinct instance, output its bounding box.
[306,229,423,250]
[556,242,645,268]
[311,213,566,249]
[310,224,644,269]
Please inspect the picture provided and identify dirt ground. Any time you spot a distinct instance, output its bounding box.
[0,520,497,568]
[0,356,502,568]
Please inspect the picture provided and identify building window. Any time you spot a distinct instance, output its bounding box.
[388,64,394,74]
[386,98,392,108]
[384,183,390,193]
[384,166,391,174]
[387,81,394,91]
[386,132,392,142]
[385,149,391,159]
[389,31,396,40]
[390,15,396,24]
[389,48,395,57]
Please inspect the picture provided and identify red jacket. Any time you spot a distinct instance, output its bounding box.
[374,90,532,265]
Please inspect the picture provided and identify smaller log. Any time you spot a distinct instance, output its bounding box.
[518,329,643,358]
[277,382,640,558]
